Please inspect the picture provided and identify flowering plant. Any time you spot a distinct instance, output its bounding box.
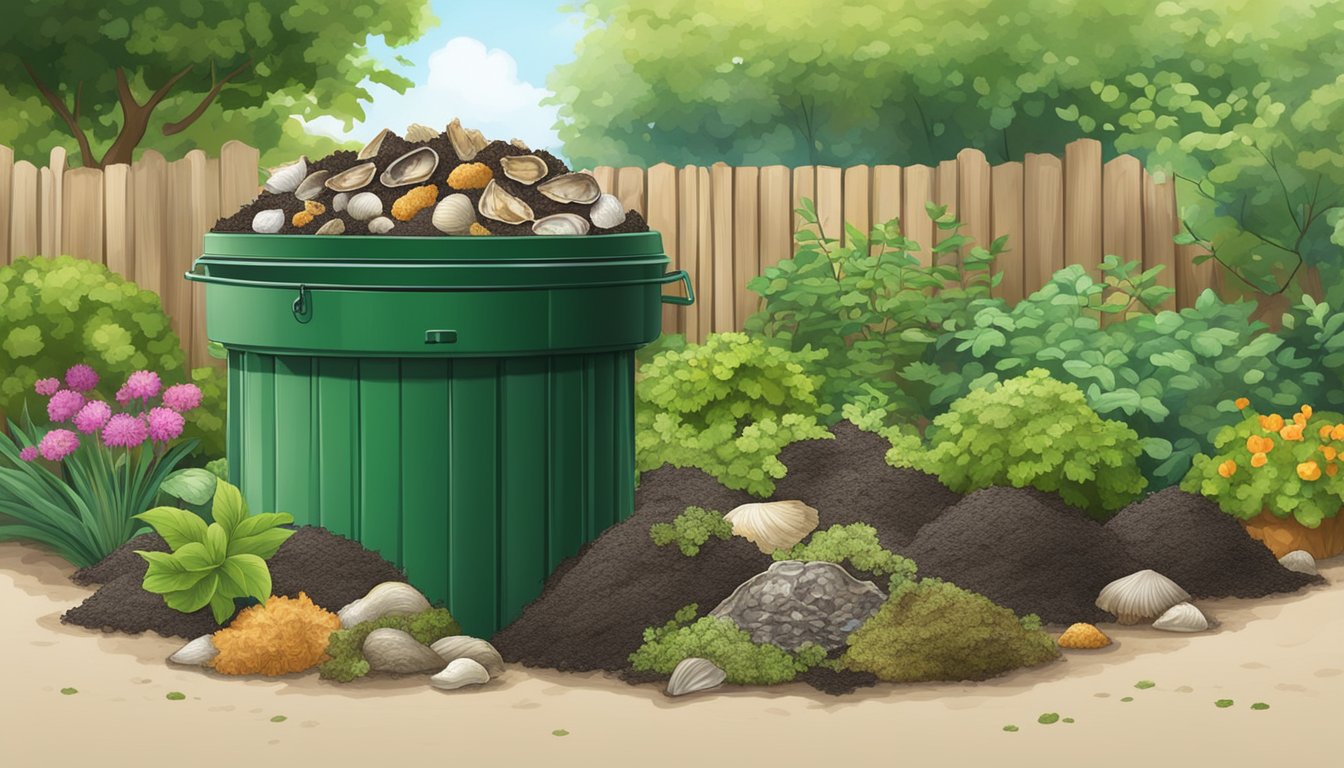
[1181,400,1344,528]
[0,365,201,567]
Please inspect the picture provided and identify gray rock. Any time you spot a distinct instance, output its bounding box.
[709,560,886,651]
[362,628,443,674]
[1278,550,1318,576]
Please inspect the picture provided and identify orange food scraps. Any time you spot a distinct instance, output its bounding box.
[1261,414,1285,432]
[447,162,493,190]
[391,184,439,222]
[1057,623,1111,649]
[1251,452,1268,468]
[210,593,340,676]
[1298,461,1322,482]
[1280,424,1305,441]
[469,222,492,236]
[1235,397,1250,410]
[1217,460,1237,479]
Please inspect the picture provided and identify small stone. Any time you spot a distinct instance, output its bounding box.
[1278,550,1317,576]
[362,628,443,674]
[430,658,490,691]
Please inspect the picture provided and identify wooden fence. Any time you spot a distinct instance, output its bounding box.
[0,138,1219,360]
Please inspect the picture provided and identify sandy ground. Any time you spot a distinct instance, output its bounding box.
[1,541,1341,768]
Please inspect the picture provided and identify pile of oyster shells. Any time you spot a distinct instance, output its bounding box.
[244,118,629,237]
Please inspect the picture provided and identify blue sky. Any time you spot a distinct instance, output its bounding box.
[303,0,588,159]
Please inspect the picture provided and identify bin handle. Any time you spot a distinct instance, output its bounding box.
[659,270,695,306]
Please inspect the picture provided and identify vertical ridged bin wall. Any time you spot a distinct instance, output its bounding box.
[227,348,636,638]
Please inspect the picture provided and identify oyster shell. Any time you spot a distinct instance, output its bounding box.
[510,138,530,151]
[346,192,383,222]
[538,172,602,205]
[332,192,350,213]
[251,209,285,234]
[447,118,488,162]
[667,657,726,697]
[315,218,345,236]
[1278,550,1317,576]
[431,193,476,235]
[430,636,505,678]
[380,146,439,188]
[325,162,377,193]
[723,500,819,554]
[430,658,490,691]
[357,128,389,160]
[500,154,549,185]
[263,157,306,194]
[362,628,443,674]
[478,179,535,225]
[1152,602,1209,632]
[337,581,430,627]
[295,170,331,201]
[1095,569,1190,624]
[532,212,590,236]
[168,635,219,666]
[367,216,395,234]
[405,122,439,143]
[590,193,627,229]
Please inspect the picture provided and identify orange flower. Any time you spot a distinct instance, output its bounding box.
[1246,435,1275,454]
[1293,412,1307,427]
[1323,446,1338,461]
[1297,461,1322,481]
[1217,460,1237,478]
[1302,405,1314,418]
[1329,463,1339,478]
[1251,452,1268,468]
[1260,414,1285,432]
[1320,424,1335,440]
[1333,424,1344,441]
[1280,424,1304,441]
[1235,397,1250,410]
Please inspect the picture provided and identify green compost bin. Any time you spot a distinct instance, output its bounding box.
[186,232,692,637]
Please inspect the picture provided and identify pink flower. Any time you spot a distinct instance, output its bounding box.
[72,401,112,434]
[47,390,86,422]
[122,371,162,401]
[146,407,185,443]
[38,429,79,461]
[115,385,132,405]
[34,378,60,396]
[102,413,149,448]
[64,364,100,393]
[18,446,38,462]
[161,383,203,412]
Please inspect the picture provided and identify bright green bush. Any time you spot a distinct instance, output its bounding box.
[635,332,832,496]
[319,608,461,682]
[649,506,733,556]
[841,578,1059,683]
[628,604,826,685]
[775,524,917,584]
[916,368,1147,518]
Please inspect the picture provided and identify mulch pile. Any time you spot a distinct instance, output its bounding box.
[212,131,649,237]
[1105,487,1323,598]
[62,526,405,639]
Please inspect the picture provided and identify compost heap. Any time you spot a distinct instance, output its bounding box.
[212,120,649,238]
[63,526,405,639]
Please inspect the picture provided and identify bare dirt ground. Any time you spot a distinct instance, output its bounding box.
[2,540,1340,768]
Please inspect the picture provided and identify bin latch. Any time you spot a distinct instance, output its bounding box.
[292,284,313,324]
[425,329,459,345]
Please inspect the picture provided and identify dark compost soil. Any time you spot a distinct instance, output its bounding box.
[900,486,1141,625]
[62,526,406,639]
[1105,487,1322,598]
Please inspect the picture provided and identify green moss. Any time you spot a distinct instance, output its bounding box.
[552,729,569,737]
[1121,696,1134,702]
[1062,717,1075,724]
[628,604,825,685]
[165,692,185,701]
[1002,725,1019,732]
[319,608,461,682]
[840,578,1059,683]
[59,687,77,695]
[270,715,287,723]
[1038,712,1060,724]
[775,523,918,586]
[1135,679,1156,689]
[649,506,733,556]
[1251,702,1270,710]
[1215,699,1235,708]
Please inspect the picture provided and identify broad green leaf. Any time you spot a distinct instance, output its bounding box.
[173,541,223,572]
[158,468,218,506]
[132,506,208,551]
[205,523,229,565]
[227,527,296,560]
[219,554,271,603]
[140,552,211,594]
[208,592,237,625]
[164,572,220,615]
[211,480,247,537]
[230,512,295,540]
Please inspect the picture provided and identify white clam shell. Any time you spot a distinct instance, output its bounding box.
[500,154,549,185]
[295,170,331,201]
[263,157,307,194]
[1095,569,1190,624]
[357,128,389,161]
[325,162,377,193]
[380,146,439,188]
[332,192,350,213]
[315,218,345,236]
[404,122,439,143]
[251,209,285,234]
[723,500,819,554]
[478,179,535,225]
[532,213,590,236]
[362,628,444,674]
[538,172,601,205]
[367,216,395,234]
[346,192,383,222]
[430,636,505,678]
[589,193,627,229]
[431,193,476,235]
[337,581,431,628]
[168,635,218,666]
[667,657,726,696]
[1152,602,1209,632]
[1278,550,1317,576]
[430,658,491,691]
[447,118,488,162]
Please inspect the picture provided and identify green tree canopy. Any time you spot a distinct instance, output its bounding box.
[0,1,437,168]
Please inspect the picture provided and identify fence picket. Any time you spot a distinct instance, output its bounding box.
[10,160,38,260]
[957,149,992,267]
[104,164,133,281]
[1141,169,1178,310]
[677,165,701,343]
[733,166,760,328]
[843,165,870,249]
[870,165,901,255]
[132,150,168,329]
[903,164,935,266]
[646,163,680,335]
[758,164,792,275]
[1065,139,1103,279]
[1024,153,1064,293]
[0,145,12,265]
[61,168,104,264]
[990,161,1025,303]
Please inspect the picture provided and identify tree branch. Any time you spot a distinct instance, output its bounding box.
[144,65,195,113]
[162,58,253,136]
[21,61,97,167]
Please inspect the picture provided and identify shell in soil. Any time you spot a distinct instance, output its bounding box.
[212,133,649,238]
[62,526,405,639]
[1104,487,1323,598]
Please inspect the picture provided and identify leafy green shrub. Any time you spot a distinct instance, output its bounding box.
[916,368,1147,518]
[775,523,917,585]
[635,332,832,496]
[840,578,1059,683]
[628,604,826,685]
[649,506,733,556]
[745,199,1004,424]
[319,608,461,683]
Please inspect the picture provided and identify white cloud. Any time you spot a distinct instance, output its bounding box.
[301,37,561,154]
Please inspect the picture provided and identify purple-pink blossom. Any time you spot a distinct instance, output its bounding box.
[102,413,149,448]
[122,371,162,401]
[161,383,203,412]
[34,378,60,396]
[146,407,185,443]
[72,400,112,434]
[18,446,38,462]
[47,390,86,422]
[38,429,79,461]
[64,364,100,393]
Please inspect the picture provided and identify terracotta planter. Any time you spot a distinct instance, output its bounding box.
[1242,509,1344,560]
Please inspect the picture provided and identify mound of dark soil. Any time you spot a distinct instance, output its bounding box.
[772,421,962,549]
[794,666,879,696]
[62,526,406,639]
[1105,487,1322,598]
[901,487,1140,625]
[492,466,771,672]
